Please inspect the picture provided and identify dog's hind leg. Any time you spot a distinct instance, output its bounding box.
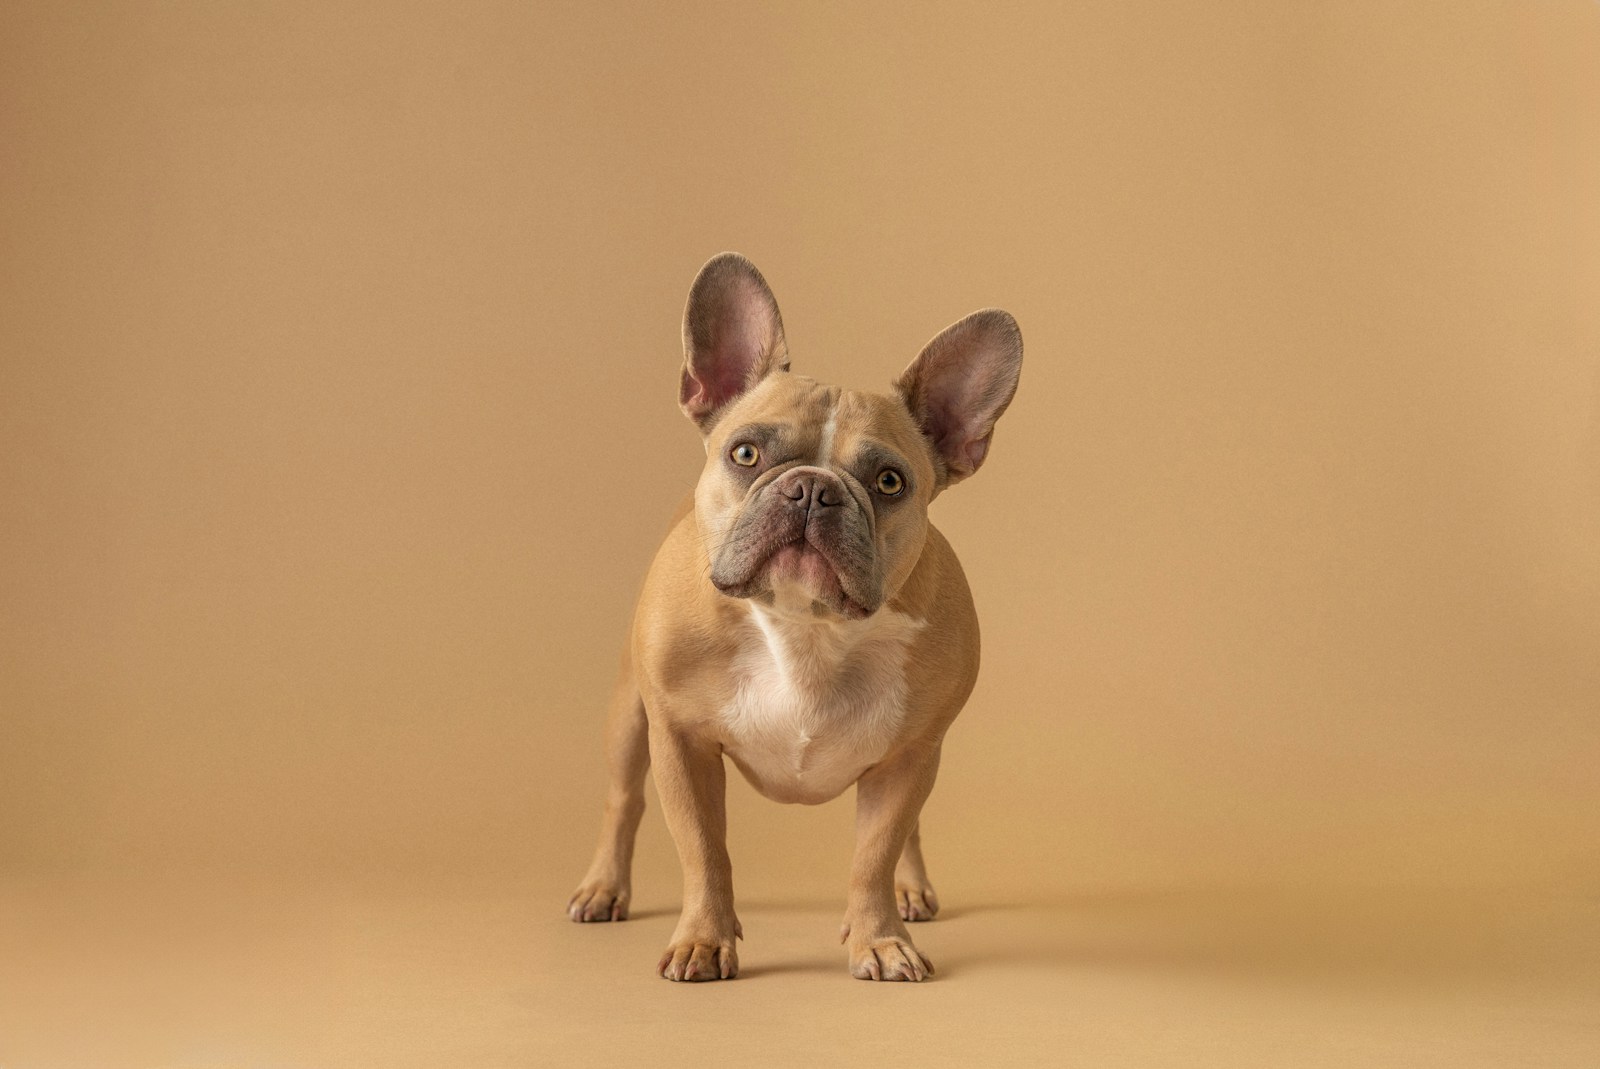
[568,645,650,922]
[894,820,941,922]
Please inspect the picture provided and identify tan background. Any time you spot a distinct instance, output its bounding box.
[2,2,1597,1067]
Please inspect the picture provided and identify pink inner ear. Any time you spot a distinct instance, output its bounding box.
[678,367,710,415]
[963,435,991,473]
[683,332,763,417]
[706,321,767,400]
[927,418,991,480]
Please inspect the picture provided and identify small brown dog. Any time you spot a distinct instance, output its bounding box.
[568,253,1022,981]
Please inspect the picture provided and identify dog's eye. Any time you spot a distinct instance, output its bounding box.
[875,469,904,496]
[730,443,760,467]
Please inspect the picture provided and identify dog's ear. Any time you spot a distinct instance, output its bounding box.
[679,253,789,430]
[895,310,1023,487]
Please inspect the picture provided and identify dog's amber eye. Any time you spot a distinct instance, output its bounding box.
[875,469,904,496]
[731,443,760,467]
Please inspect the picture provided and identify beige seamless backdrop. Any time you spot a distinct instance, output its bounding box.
[1,3,1598,1066]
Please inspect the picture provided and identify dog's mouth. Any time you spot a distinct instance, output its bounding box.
[765,541,850,605]
[711,531,875,619]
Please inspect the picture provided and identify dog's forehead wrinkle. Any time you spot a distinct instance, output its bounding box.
[726,375,836,434]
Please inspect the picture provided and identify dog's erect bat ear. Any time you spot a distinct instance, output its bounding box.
[679,253,790,430]
[895,309,1023,488]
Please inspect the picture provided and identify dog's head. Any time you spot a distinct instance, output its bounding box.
[678,253,1022,620]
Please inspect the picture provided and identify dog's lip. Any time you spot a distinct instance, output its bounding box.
[758,540,841,593]
[707,534,798,596]
[710,534,878,618]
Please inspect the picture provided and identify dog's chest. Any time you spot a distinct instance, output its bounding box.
[719,605,923,804]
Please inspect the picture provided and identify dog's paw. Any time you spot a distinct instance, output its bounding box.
[658,937,739,981]
[840,921,934,982]
[566,879,630,923]
[895,881,941,923]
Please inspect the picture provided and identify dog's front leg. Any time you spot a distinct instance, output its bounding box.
[841,741,941,981]
[650,722,741,981]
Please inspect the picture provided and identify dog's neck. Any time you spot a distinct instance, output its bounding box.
[741,584,922,691]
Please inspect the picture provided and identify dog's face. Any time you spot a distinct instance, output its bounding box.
[677,254,1022,620]
[696,375,937,619]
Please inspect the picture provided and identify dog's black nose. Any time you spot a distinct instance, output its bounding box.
[775,468,844,510]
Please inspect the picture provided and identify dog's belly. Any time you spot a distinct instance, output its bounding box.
[718,604,921,805]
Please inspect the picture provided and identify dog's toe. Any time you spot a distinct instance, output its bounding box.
[566,881,630,923]
[896,884,940,922]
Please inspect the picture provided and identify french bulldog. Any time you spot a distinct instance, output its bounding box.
[567,252,1022,982]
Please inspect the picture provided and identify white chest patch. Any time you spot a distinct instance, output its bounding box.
[719,592,924,804]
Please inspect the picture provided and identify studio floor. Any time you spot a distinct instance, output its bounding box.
[2,872,1596,1068]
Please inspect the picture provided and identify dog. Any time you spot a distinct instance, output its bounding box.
[567,252,1022,982]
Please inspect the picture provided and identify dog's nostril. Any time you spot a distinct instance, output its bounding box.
[776,471,842,509]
